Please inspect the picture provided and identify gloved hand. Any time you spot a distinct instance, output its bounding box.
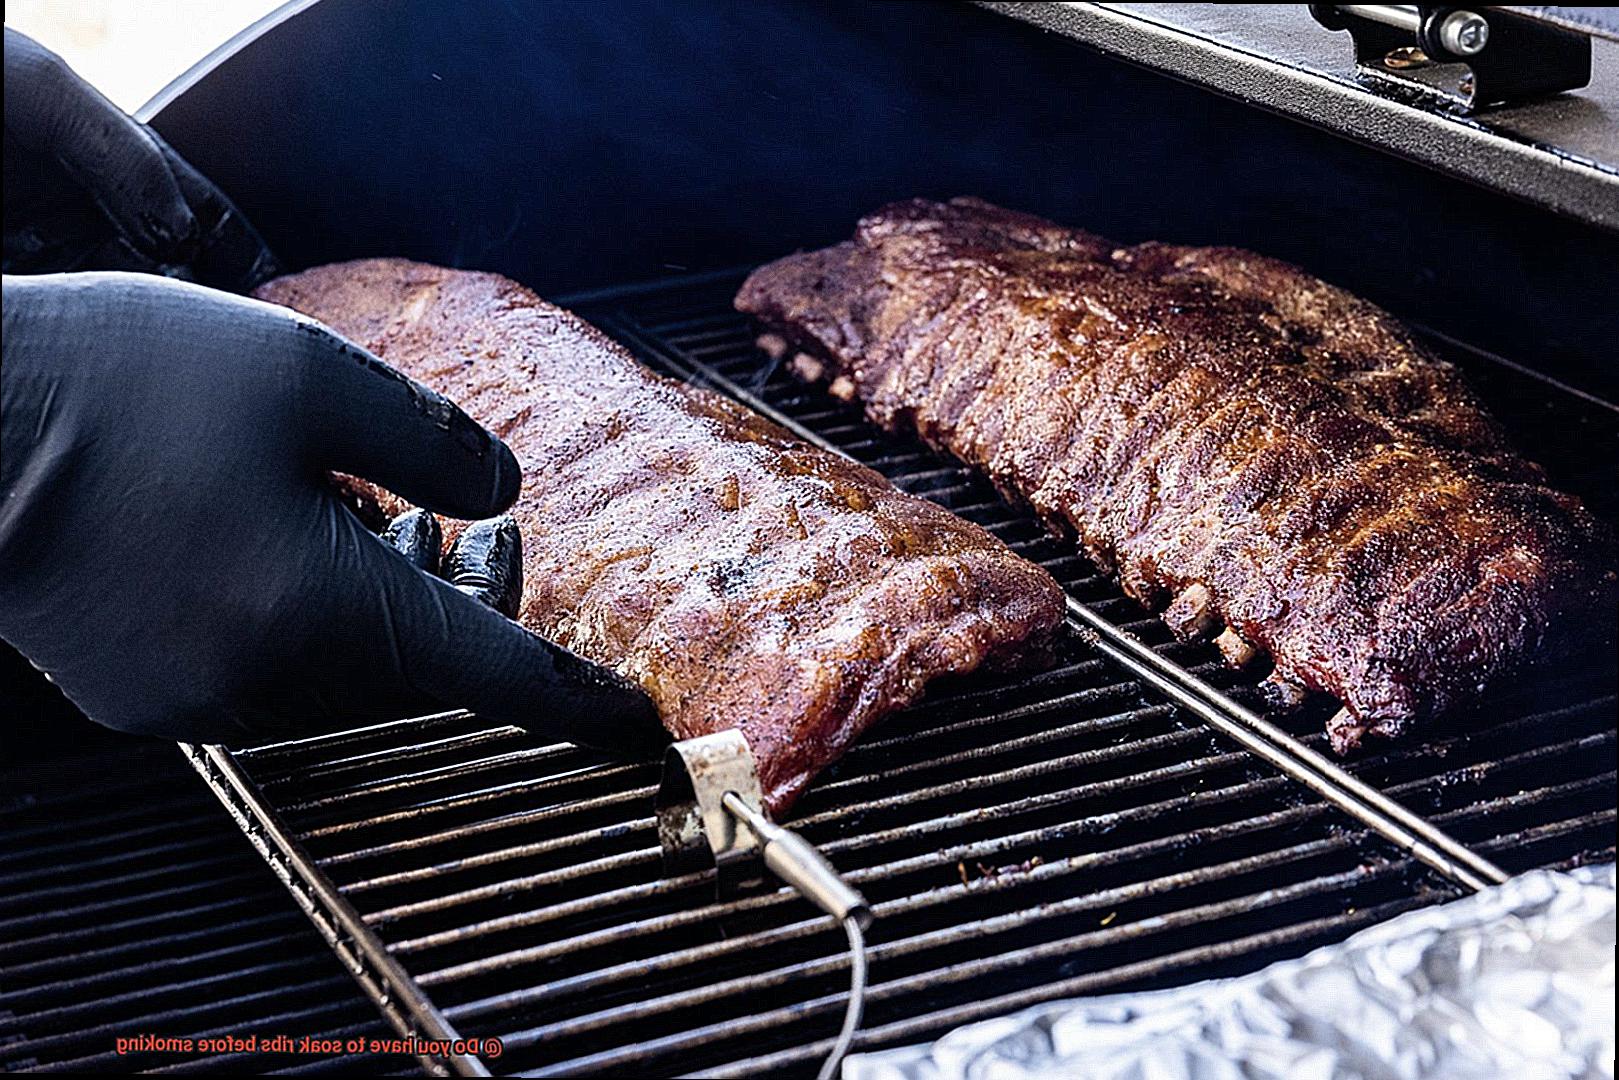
[380,510,527,618]
[4,27,277,292]
[0,271,667,755]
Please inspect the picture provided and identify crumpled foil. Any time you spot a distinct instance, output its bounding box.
[844,864,1615,1080]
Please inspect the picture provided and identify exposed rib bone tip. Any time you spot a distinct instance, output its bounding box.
[1260,673,1310,711]
[789,351,827,384]
[1164,583,1220,640]
[1214,627,1261,669]
[756,332,789,360]
[1326,707,1365,754]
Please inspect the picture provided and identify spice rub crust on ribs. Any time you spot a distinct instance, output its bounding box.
[255,259,1064,813]
[736,197,1617,752]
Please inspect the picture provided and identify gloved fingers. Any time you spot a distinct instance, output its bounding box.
[443,516,524,618]
[312,501,660,757]
[3,28,196,260]
[155,135,281,292]
[414,588,668,757]
[323,510,665,757]
[380,509,523,617]
[289,323,521,520]
[380,508,443,575]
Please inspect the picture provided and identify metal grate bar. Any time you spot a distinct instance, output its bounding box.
[442,828,1364,1024]
[0,814,224,866]
[0,872,272,940]
[0,833,240,890]
[361,751,1282,945]
[0,975,361,1056]
[507,854,1406,1056]
[0,852,248,910]
[0,746,414,1077]
[697,895,1426,1079]
[0,911,301,989]
[179,743,491,1077]
[1,929,337,1011]
[405,782,1321,978]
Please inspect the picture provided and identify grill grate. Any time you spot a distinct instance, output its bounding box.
[0,744,417,1075]
[185,269,1616,1077]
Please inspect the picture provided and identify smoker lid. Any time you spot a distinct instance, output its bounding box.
[981,3,1619,231]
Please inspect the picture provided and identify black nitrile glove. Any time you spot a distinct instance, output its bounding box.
[0,272,667,754]
[382,510,528,619]
[3,27,277,292]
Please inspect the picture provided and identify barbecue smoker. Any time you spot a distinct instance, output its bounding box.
[3,3,1616,1077]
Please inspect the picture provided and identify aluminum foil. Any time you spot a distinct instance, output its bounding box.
[845,864,1615,1080]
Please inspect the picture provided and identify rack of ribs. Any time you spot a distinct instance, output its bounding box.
[255,259,1064,814]
[736,197,1616,752]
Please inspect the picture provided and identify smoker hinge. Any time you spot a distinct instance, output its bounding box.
[1308,5,1592,111]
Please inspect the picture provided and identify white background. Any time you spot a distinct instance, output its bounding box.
[7,0,287,110]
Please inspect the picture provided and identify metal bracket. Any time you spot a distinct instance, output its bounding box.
[1309,5,1592,111]
[655,729,767,895]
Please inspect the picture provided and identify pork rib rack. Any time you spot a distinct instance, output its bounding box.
[736,198,1616,751]
[257,258,1064,812]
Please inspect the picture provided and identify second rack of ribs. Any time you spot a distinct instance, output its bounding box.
[736,197,1617,752]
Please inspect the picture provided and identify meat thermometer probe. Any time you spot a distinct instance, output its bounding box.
[656,730,872,1080]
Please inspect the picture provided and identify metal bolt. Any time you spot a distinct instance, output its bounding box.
[1437,10,1489,56]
